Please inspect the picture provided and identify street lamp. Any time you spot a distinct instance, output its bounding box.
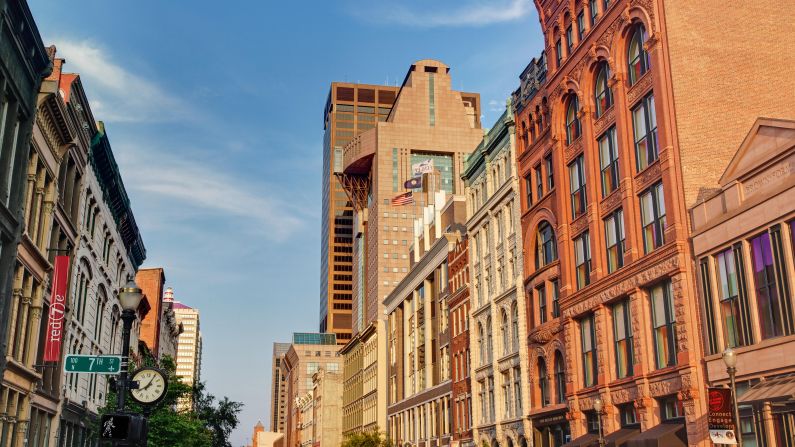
[593,397,606,447]
[722,348,743,447]
[116,279,143,412]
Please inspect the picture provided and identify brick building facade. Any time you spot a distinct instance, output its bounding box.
[512,0,795,446]
[448,236,473,447]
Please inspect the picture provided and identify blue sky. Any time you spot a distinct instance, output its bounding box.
[29,1,544,444]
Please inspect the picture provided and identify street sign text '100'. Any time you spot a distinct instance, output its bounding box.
[64,354,122,374]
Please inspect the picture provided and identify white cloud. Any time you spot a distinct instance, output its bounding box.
[351,0,532,27]
[116,146,308,242]
[52,39,191,123]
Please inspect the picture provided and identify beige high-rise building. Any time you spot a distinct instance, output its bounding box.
[312,369,343,447]
[320,83,398,344]
[271,342,291,433]
[337,59,483,436]
[280,333,341,447]
[174,300,202,406]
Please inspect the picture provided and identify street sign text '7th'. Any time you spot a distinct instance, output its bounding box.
[64,354,122,374]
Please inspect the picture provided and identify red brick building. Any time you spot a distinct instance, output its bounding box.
[448,236,473,447]
[513,0,795,445]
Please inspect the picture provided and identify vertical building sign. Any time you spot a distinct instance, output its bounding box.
[708,387,738,445]
[43,255,70,362]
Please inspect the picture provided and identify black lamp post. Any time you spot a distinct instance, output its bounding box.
[116,279,143,412]
[722,348,743,447]
[594,397,606,447]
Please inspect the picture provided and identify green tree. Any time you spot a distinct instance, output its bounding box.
[340,429,393,447]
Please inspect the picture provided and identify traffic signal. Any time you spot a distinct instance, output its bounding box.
[100,413,146,443]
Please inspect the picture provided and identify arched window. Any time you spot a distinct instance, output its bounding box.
[554,351,566,404]
[594,63,613,118]
[521,121,529,148]
[535,221,558,269]
[511,302,520,351]
[565,96,581,144]
[538,358,549,407]
[486,316,493,360]
[501,309,510,356]
[478,323,485,364]
[627,24,650,86]
[94,285,108,341]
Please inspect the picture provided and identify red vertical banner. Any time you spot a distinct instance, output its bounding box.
[43,255,70,362]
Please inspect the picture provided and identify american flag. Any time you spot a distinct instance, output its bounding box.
[391,192,414,206]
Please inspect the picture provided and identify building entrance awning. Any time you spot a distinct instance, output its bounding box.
[739,374,795,405]
[624,422,686,447]
[604,427,640,447]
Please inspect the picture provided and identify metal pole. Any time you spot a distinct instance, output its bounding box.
[728,366,743,447]
[597,411,606,447]
[116,309,135,412]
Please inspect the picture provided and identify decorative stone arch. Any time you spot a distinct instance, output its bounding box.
[523,208,559,273]
[612,5,658,79]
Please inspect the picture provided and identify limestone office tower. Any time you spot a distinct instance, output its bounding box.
[174,300,202,408]
[337,59,482,435]
[320,82,398,344]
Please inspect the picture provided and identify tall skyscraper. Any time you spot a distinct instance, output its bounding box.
[319,83,398,343]
[174,299,202,408]
[270,342,291,433]
[337,59,483,435]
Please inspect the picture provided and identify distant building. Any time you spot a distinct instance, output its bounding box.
[384,197,466,447]
[281,333,340,447]
[248,420,284,447]
[136,269,182,360]
[159,287,182,360]
[338,58,482,437]
[312,368,343,447]
[320,82,398,344]
[271,342,291,432]
[174,298,202,409]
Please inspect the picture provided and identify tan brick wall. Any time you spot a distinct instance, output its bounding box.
[662,0,795,207]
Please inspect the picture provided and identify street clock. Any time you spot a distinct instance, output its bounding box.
[129,367,168,406]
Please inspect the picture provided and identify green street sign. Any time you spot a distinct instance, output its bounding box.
[64,354,122,374]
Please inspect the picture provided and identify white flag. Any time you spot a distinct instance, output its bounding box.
[412,159,434,175]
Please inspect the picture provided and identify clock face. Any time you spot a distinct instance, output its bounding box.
[130,368,168,405]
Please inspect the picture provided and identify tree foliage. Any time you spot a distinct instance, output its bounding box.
[98,352,242,447]
[340,429,393,447]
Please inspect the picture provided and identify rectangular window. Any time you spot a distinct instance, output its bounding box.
[513,366,522,414]
[640,182,666,253]
[524,174,533,207]
[650,280,677,369]
[699,258,720,355]
[538,286,547,324]
[551,279,560,318]
[428,73,436,127]
[577,11,586,41]
[620,404,639,427]
[556,39,563,67]
[661,396,685,421]
[749,231,784,339]
[586,411,599,434]
[566,25,574,54]
[580,314,597,387]
[535,165,543,199]
[604,209,625,273]
[569,154,587,219]
[545,154,555,190]
[574,232,592,289]
[612,299,633,379]
[716,248,748,347]
[598,127,619,197]
[632,94,659,171]
[589,0,598,26]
